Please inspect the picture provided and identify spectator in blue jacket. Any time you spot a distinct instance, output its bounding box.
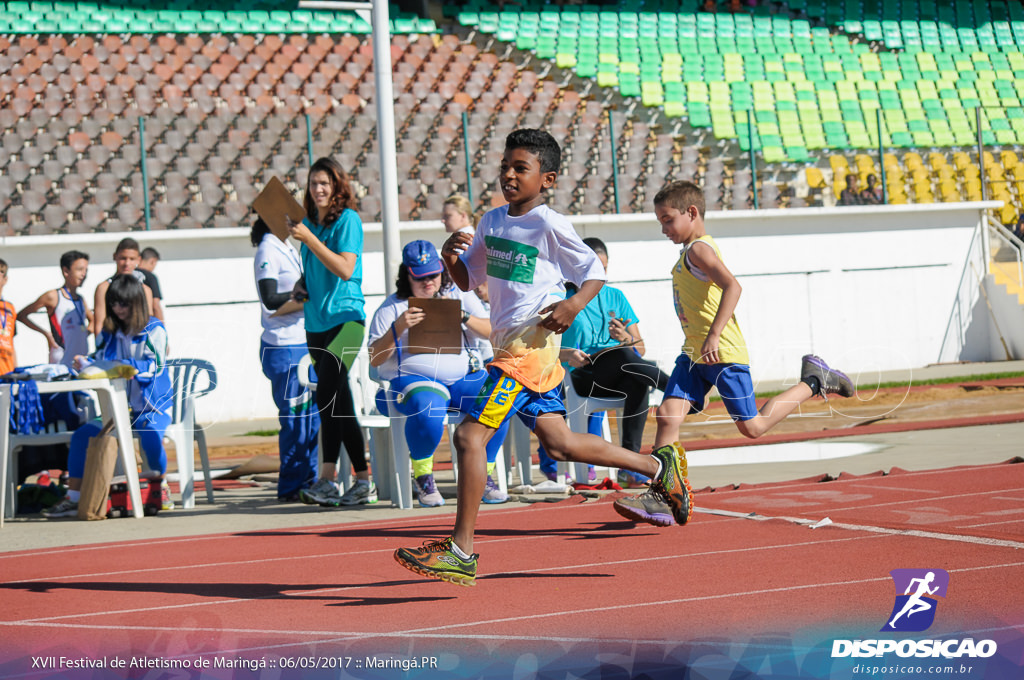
[43,274,174,518]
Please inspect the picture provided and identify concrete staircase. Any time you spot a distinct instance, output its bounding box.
[990,259,1024,305]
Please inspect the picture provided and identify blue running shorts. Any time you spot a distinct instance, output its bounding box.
[664,354,758,421]
[467,366,565,431]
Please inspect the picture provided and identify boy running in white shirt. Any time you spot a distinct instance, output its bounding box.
[394,129,691,586]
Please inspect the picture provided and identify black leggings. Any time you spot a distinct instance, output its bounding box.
[570,347,670,453]
[306,323,367,474]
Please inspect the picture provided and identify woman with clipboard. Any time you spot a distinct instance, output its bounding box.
[367,240,510,508]
[287,158,374,508]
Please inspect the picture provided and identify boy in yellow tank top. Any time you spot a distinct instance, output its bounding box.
[614,180,857,527]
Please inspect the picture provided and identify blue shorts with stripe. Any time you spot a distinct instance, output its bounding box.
[465,366,566,431]
[664,354,759,422]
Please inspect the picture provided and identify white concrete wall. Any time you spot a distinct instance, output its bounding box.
[1,201,1003,424]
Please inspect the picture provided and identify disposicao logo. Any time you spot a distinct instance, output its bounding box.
[831,568,998,659]
[882,568,949,632]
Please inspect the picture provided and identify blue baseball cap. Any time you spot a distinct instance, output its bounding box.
[402,240,443,279]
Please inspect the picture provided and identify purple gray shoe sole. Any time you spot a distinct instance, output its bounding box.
[613,500,675,527]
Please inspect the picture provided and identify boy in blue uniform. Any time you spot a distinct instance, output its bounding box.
[613,180,856,526]
[394,130,691,586]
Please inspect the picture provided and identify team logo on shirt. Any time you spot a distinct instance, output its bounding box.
[484,236,537,284]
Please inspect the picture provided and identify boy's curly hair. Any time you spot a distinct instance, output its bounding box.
[505,129,561,174]
[653,180,706,219]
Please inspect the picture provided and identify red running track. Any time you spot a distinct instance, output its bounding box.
[1,460,1023,679]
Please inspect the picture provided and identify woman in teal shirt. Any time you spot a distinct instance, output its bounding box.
[288,157,374,507]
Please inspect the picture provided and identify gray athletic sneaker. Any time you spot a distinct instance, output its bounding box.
[801,354,855,399]
[338,480,378,506]
[614,443,694,527]
[42,497,79,518]
[613,489,675,527]
[300,478,340,506]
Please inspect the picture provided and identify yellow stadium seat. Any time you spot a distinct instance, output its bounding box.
[928,151,949,170]
[1000,150,1019,168]
[939,179,959,201]
[830,155,850,175]
[805,167,825,189]
[998,204,1017,225]
[904,152,924,171]
[953,151,972,171]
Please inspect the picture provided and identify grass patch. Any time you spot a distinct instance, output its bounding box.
[242,429,279,437]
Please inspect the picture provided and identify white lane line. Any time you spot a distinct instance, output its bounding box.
[698,506,1024,549]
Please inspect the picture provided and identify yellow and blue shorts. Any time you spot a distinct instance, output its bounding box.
[467,366,565,431]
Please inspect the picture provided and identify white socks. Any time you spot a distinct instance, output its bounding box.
[450,540,472,560]
[67,489,81,502]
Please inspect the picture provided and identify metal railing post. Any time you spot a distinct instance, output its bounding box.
[462,111,473,206]
[139,116,150,231]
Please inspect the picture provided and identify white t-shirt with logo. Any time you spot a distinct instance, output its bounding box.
[460,203,605,391]
[367,288,488,383]
[254,233,306,346]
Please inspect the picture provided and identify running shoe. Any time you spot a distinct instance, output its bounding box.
[800,354,855,399]
[41,497,78,518]
[415,474,445,508]
[621,443,693,526]
[481,475,508,504]
[613,489,676,527]
[338,480,378,506]
[300,478,339,506]
[617,469,650,489]
[394,537,478,586]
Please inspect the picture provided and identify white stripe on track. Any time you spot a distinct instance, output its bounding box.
[697,506,1024,549]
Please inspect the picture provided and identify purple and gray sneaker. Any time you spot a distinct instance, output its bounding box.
[800,355,855,399]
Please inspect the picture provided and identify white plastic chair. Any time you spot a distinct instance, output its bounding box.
[163,359,216,508]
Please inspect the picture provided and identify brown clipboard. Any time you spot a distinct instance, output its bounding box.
[406,297,462,354]
[253,176,306,241]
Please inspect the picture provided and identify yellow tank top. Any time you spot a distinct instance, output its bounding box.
[671,234,750,365]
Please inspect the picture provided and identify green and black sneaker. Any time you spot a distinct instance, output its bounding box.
[649,443,694,525]
[395,537,478,587]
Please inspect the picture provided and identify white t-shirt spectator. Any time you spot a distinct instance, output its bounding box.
[368,288,488,383]
[254,233,306,346]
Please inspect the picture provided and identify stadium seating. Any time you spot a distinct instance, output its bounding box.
[2,0,1023,235]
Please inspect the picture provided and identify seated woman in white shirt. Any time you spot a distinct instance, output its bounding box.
[367,240,509,507]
